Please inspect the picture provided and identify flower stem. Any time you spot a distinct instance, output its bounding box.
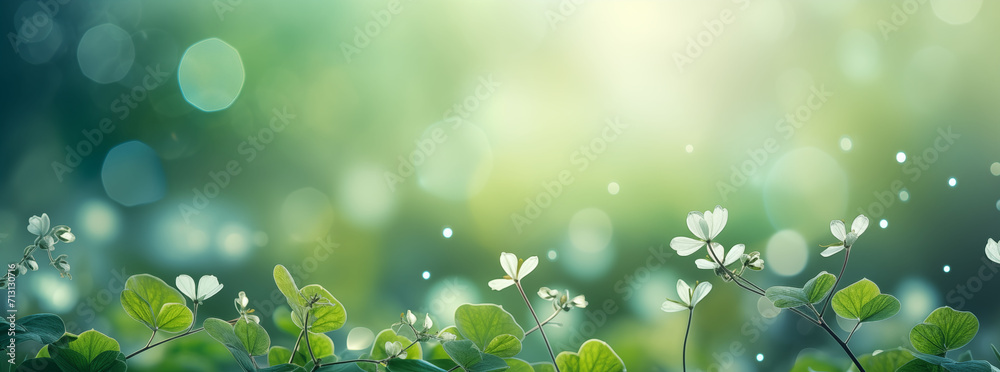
[820,248,850,318]
[516,281,560,372]
[683,309,693,372]
[818,320,866,372]
[143,330,157,348]
[303,312,318,366]
[290,328,306,364]
[524,308,562,336]
[845,322,861,344]
[188,302,199,333]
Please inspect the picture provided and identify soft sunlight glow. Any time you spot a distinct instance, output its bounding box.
[547,250,557,261]
[422,271,431,280]
[756,354,764,362]
[608,182,620,195]
[442,227,453,238]
[839,136,853,151]
[346,327,375,350]
[880,219,888,229]
[896,152,906,163]
[765,230,808,277]
[948,177,957,187]
[943,265,951,273]
[991,162,1000,176]
[899,190,910,202]
[685,144,694,153]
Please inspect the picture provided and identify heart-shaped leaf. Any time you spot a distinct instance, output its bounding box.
[274,265,347,333]
[555,339,626,372]
[533,363,557,372]
[120,274,192,332]
[269,346,308,367]
[235,318,271,356]
[88,350,127,372]
[504,358,534,372]
[910,307,979,356]
[204,317,256,371]
[68,330,120,364]
[441,340,508,372]
[831,279,900,323]
[371,329,421,360]
[848,348,915,372]
[906,352,999,372]
[454,304,524,352]
[765,272,836,308]
[484,334,521,358]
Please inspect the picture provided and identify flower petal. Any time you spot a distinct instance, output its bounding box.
[695,259,718,270]
[670,237,705,256]
[571,295,588,308]
[686,211,708,240]
[852,215,869,235]
[176,275,196,300]
[197,275,223,300]
[488,278,515,291]
[724,244,745,266]
[538,287,557,300]
[708,206,727,239]
[661,299,689,313]
[499,252,518,278]
[691,282,712,307]
[830,220,846,241]
[676,279,691,305]
[986,239,1000,264]
[517,256,538,279]
[820,245,845,257]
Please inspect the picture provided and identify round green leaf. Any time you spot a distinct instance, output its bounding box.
[555,339,626,372]
[910,307,979,356]
[156,303,194,333]
[504,358,535,372]
[371,329,421,360]
[297,284,346,333]
[764,286,808,309]
[235,318,271,356]
[203,318,256,371]
[831,279,900,323]
[454,304,525,351]
[485,334,521,358]
[803,271,837,304]
[269,346,307,367]
[67,330,120,364]
[120,274,188,331]
[298,331,335,360]
[8,313,65,345]
[849,348,916,372]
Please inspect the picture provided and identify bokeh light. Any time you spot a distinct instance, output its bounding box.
[101,141,166,206]
[178,38,245,112]
[765,230,808,277]
[77,23,134,84]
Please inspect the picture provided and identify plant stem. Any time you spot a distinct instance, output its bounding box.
[126,318,238,359]
[683,309,693,372]
[144,330,157,348]
[303,312,318,366]
[845,322,861,344]
[524,308,562,336]
[818,320,865,372]
[820,248,850,318]
[290,328,306,364]
[188,302,199,333]
[516,281,560,372]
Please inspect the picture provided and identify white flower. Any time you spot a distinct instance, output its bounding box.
[52,226,75,243]
[670,206,728,256]
[423,314,433,330]
[695,243,744,270]
[385,341,405,358]
[822,215,869,257]
[234,291,259,323]
[986,239,1000,264]
[487,252,538,291]
[28,214,50,236]
[538,287,560,300]
[403,310,417,325]
[661,279,712,313]
[439,332,457,341]
[744,251,764,271]
[176,275,224,304]
[567,293,587,309]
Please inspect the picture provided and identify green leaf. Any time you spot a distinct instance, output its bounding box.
[269,346,308,367]
[235,318,271,356]
[49,346,89,372]
[764,286,808,308]
[848,348,915,372]
[274,306,301,336]
[89,351,127,372]
[67,330,120,364]
[274,265,302,307]
[454,304,525,351]
[443,340,483,369]
[204,318,256,371]
[156,303,194,333]
[555,339,626,372]
[910,307,979,356]
[958,351,974,362]
[386,359,449,372]
[831,279,900,323]
[7,313,65,345]
[297,284,347,333]
[803,271,837,304]
[298,332,335,360]
[16,358,62,372]
[260,364,308,372]
[484,334,522,358]
[371,329,421,360]
[120,274,189,332]
[908,352,998,372]
[532,364,556,372]
[504,358,535,372]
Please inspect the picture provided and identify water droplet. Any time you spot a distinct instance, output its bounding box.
[990,162,1000,176]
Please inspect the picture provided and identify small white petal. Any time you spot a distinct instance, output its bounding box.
[709,206,728,239]
[724,244,745,266]
[852,215,869,235]
[986,239,1000,264]
[488,279,515,291]
[661,300,689,313]
[424,314,433,330]
[517,256,538,279]
[499,252,518,278]
[197,275,223,300]
[695,259,718,270]
[538,287,556,299]
[830,220,847,241]
[670,237,705,256]
[237,291,249,308]
[820,245,845,257]
[676,279,691,305]
[571,295,588,308]
[691,282,712,307]
[406,310,417,325]
[686,212,708,240]
[247,314,260,324]
[176,275,197,300]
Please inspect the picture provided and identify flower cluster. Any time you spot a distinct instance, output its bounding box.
[235,291,259,323]
[6,214,77,283]
[176,275,224,305]
[821,215,869,257]
[538,287,588,311]
[669,206,764,281]
[661,279,711,312]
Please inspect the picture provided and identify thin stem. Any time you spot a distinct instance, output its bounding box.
[524,308,562,336]
[820,249,850,318]
[289,328,306,364]
[818,320,866,372]
[188,302,199,333]
[447,366,461,372]
[845,322,861,344]
[683,309,693,372]
[126,318,238,359]
[303,312,318,366]
[143,330,157,348]
[516,281,560,372]
[317,359,382,367]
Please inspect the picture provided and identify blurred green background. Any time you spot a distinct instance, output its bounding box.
[2,0,1000,371]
